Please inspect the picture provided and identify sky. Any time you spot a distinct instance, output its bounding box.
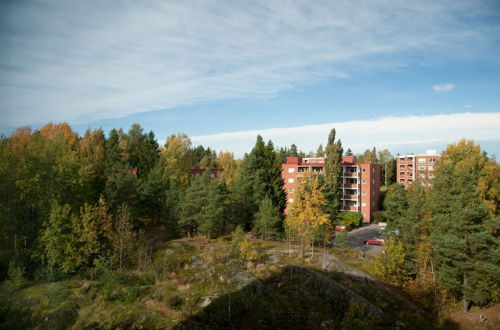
[1,0,500,158]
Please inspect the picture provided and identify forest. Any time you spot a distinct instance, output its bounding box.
[0,122,498,328]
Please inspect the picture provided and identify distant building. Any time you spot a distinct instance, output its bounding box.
[281,156,381,223]
[396,150,441,188]
[190,168,223,180]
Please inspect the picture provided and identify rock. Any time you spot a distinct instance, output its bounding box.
[395,320,408,329]
[255,264,266,270]
[199,296,211,308]
[479,314,487,323]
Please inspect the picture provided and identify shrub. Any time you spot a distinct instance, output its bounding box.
[338,212,363,228]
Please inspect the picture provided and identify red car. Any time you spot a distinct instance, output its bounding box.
[364,237,385,245]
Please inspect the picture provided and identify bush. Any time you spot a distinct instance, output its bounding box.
[168,295,184,310]
[338,212,363,228]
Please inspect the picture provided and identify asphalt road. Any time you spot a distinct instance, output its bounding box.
[345,223,384,256]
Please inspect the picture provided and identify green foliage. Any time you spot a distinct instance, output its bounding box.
[430,140,499,309]
[6,260,27,289]
[338,212,363,228]
[324,128,343,222]
[340,299,375,329]
[369,238,409,286]
[253,197,281,239]
[231,135,286,230]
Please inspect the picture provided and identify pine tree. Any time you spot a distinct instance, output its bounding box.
[253,197,281,240]
[178,170,211,237]
[430,140,500,312]
[316,144,325,157]
[324,128,343,223]
[231,136,286,230]
[199,181,230,238]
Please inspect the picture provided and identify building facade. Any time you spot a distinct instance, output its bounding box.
[397,150,440,188]
[281,156,380,223]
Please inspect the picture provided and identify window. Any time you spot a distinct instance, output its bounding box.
[372,179,375,184]
[419,174,425,178]
[362,180,366,184]
[400,179,405,182]
[345,178,357,184]
[418,158,426,163]
[345,189,357,195]
[362,202,366,207]
[345,200,357,206]
[373,167,375,173]
[429,158,437,162]
[288,198,294,203]
[400,171,405,176]
[418,166,425,170]
[288,178,294,183]
[429,174,435,178]
[362,191,366,195]
[362,168,366,173]
[287,188,294,193]
[288,168,295,173]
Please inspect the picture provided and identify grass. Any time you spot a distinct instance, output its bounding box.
[0,237,456,329]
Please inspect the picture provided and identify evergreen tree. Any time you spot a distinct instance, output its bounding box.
[231,136,286,229]
[383,183,408,226]
[430,140,500,312]
[324,128,343,223]
[316,144,325,157]
[345,148,353,156]
[199,180,230,238]
[289,144,299,157]
[253,197,281,240]
[178,170,211,237]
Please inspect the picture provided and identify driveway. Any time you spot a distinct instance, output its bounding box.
[346,223,384,256]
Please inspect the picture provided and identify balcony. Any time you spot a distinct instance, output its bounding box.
[343,184,358,189]
[342,206,358,212]
[343,195,358,200]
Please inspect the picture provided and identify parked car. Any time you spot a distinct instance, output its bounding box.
[335,225,347,231]
[364,237,385,245]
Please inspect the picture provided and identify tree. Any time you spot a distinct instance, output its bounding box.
[41,203,74,273]
[430,140,500,312]
[217,151,238,186]
[163,133,192,187]
[232,136,286,229]
[289,144,299,157]
[370,238,409,286]
[285,173,330,257]
[316,144,325,157]
[345,148,353,156]
[199,180,230,238]
[383,183,408,226]
[324,128,343,223]
[178,170,211,237]
[253,197,281,240]
[378,149,394,186]
[112,204,135,271]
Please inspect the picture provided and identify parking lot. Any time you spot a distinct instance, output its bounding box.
[345,223,384,256]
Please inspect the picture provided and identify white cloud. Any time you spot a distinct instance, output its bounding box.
[432,83,455,92]
[0,1,496,128]
[191,112,500,157]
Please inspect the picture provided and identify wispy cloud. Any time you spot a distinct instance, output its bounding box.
[0,1,497,128]
[191,112,500,157]
[432,83,455,92]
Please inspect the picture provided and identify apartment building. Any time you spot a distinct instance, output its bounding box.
[281,156,380,223]
[397,150,440,188]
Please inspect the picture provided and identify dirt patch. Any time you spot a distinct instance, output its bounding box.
[446,304,500,330]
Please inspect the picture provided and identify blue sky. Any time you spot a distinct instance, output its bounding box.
[1,0,500,157]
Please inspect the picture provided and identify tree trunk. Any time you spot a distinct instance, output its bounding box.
[463,273,470,313]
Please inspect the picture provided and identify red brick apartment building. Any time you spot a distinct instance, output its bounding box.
[397,150,440,189]
[281,156,381,223]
